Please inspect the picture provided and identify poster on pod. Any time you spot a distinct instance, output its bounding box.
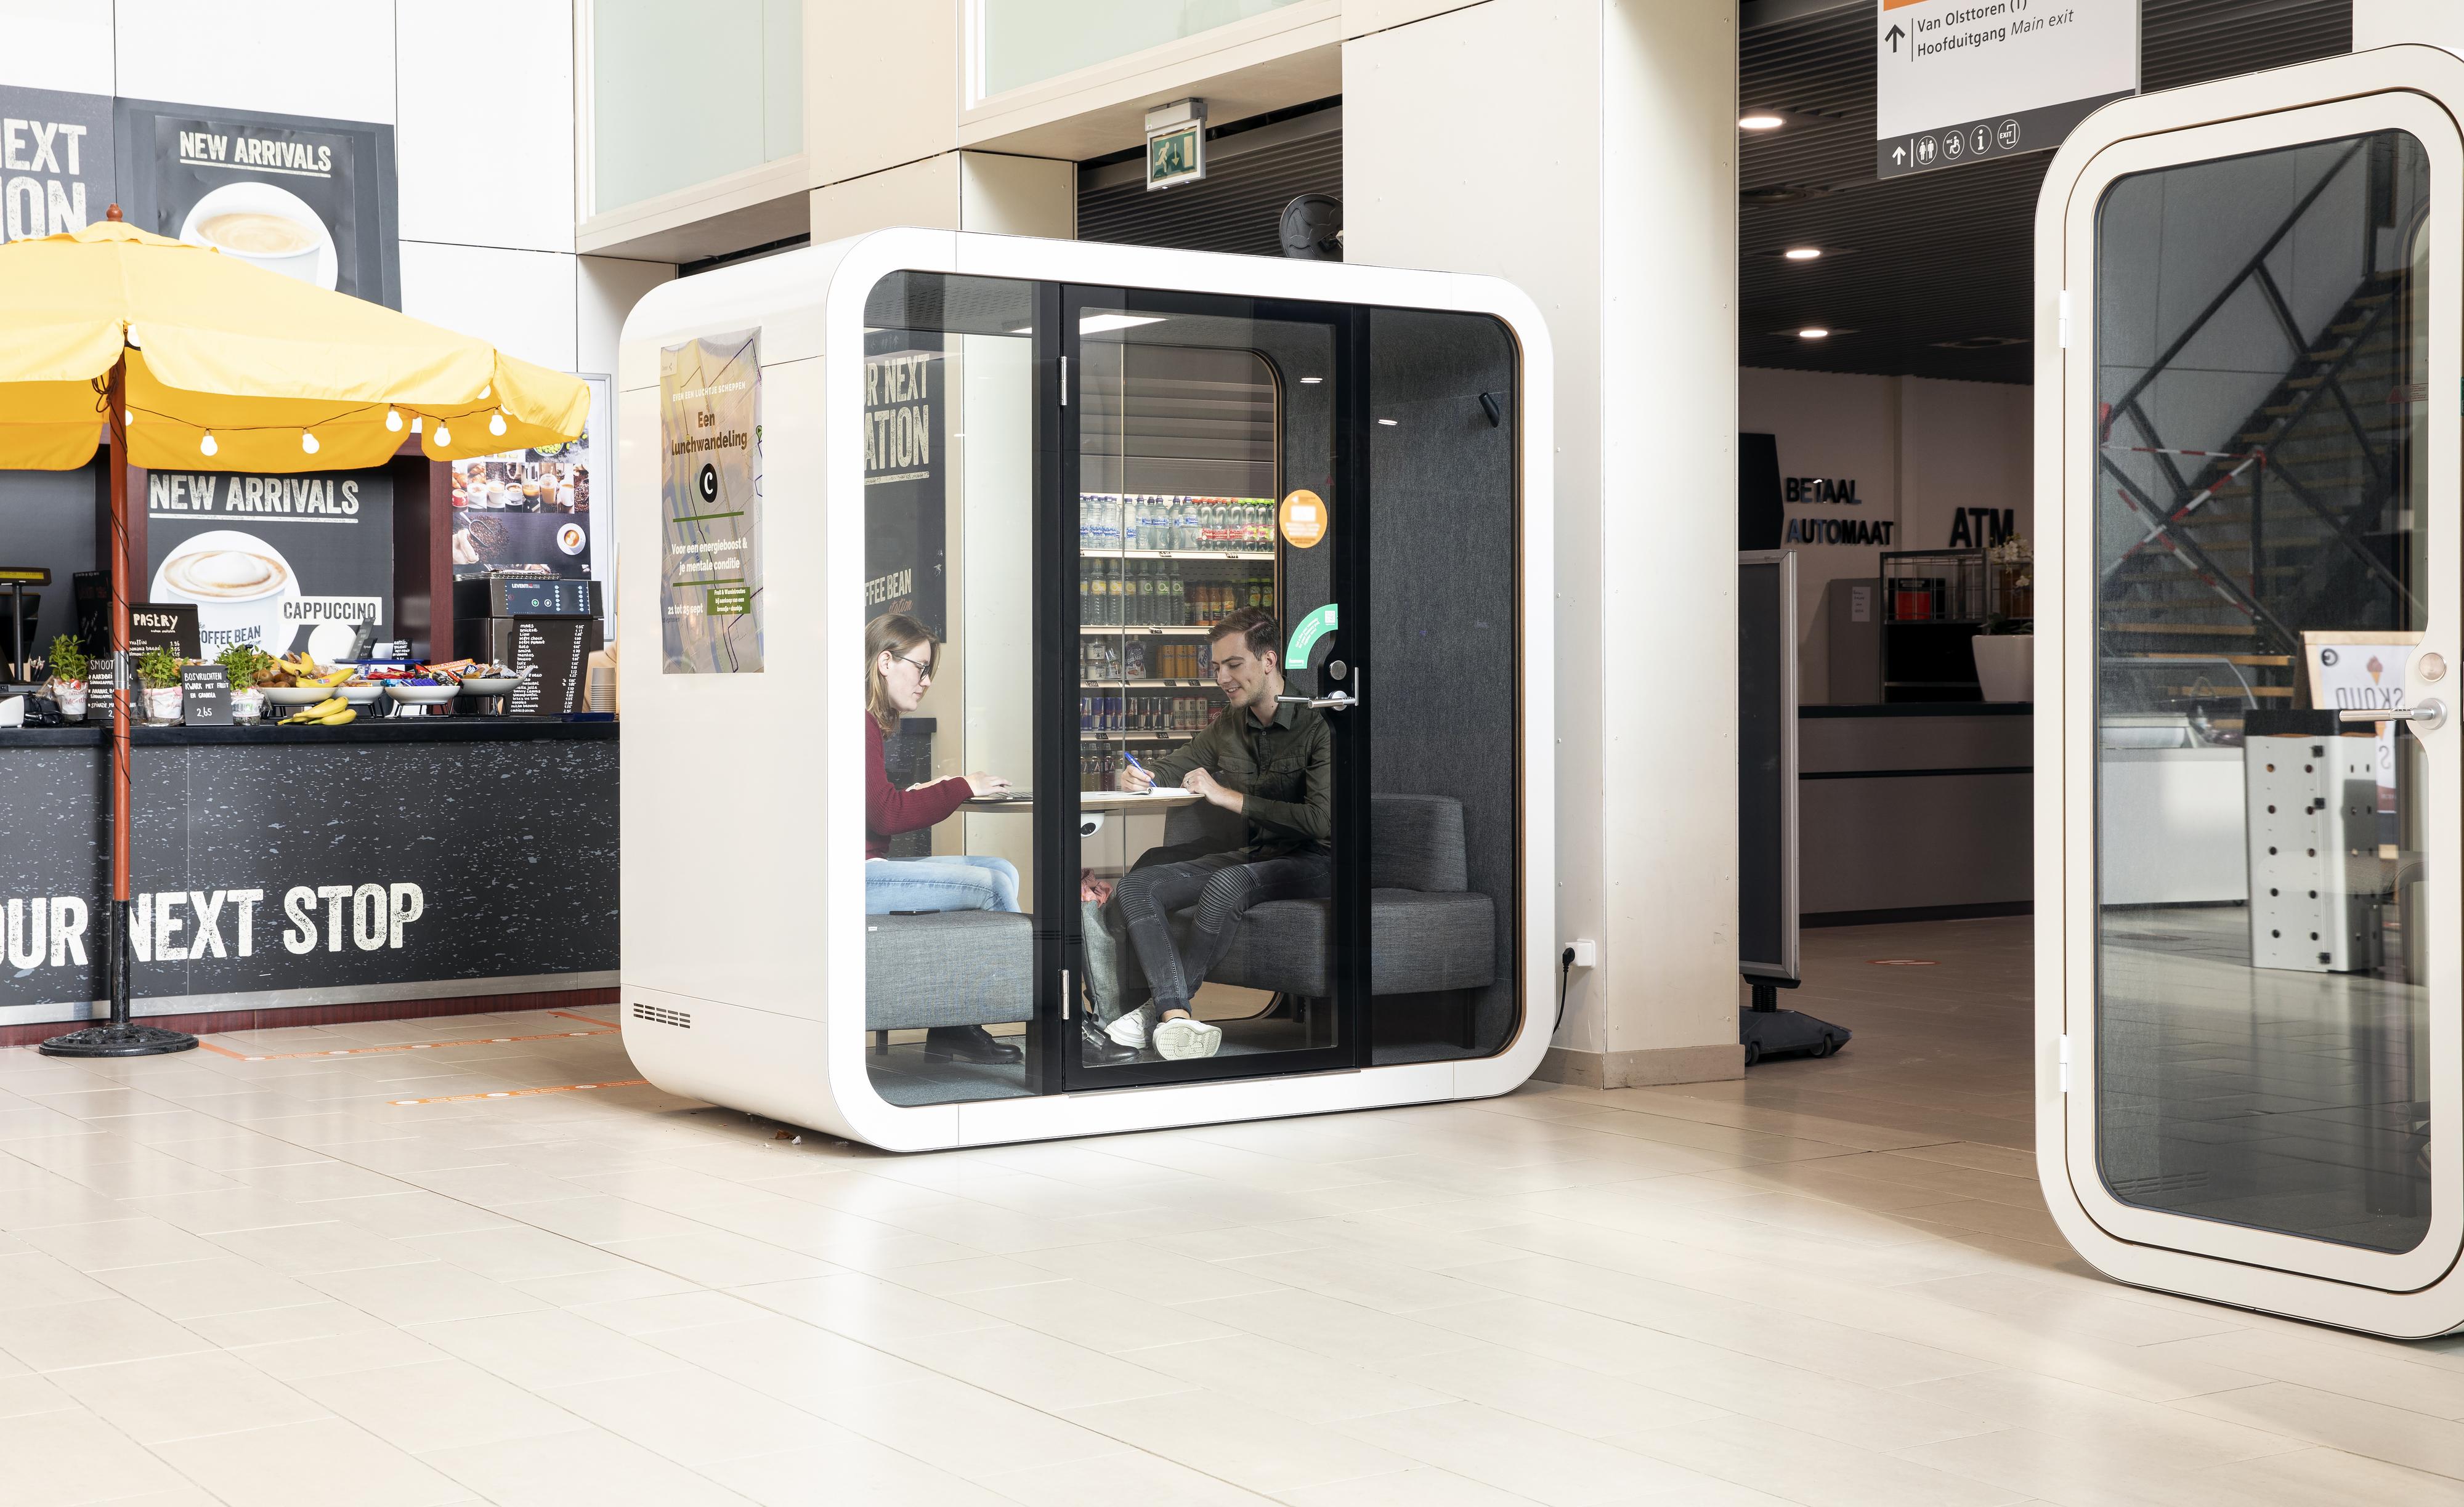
[660,331,764,673]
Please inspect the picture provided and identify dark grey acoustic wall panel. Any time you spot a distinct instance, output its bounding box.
[1079,110,1342,257]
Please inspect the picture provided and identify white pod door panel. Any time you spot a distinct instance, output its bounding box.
[2040,47,2464,1335]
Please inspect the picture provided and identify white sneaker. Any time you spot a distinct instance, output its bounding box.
[1104,1008,1148,1048]
[1151,1016,1223,1060]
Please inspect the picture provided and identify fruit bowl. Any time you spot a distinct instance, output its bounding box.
[261,685,335,706]
[386,684,458,705]
[456,677,518,696]
[337,683,386,705]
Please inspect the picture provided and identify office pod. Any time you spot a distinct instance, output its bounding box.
[2035,46,2464,1336]
[615,230,1554,1151]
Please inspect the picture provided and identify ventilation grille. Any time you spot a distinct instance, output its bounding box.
[631,1001,692,1030]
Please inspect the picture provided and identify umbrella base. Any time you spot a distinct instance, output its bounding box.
[39,1022,200,1058]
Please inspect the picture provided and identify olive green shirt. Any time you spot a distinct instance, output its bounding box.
[1147,693,1331,856]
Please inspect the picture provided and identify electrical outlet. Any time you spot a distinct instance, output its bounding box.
[1569,939,1597,968]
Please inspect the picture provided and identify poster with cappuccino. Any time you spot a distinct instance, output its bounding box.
[145,471,393,658]
[660,330,764,674]
[114,97,399,307]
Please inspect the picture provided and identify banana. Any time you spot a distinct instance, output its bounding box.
[280,697,347,725]
[314,708,357,726]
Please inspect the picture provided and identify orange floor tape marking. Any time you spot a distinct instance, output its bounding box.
[388,1078,650,1107]
[552,1009,618,1027]
[200,1027,617,1062]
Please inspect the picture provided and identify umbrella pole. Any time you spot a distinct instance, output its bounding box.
[41,357,197,1059]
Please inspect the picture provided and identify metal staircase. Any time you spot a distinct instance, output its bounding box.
[2097,136,2423,707]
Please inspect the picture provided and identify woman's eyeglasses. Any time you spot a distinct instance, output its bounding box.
[893,652,934,681]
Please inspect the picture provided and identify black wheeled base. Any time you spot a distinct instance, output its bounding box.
[38,1022,199,1057]
[1740,981,1849,1068]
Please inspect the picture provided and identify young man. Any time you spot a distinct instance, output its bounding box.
[1103,605,1331,1060]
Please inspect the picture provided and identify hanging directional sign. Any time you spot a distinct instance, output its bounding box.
[1876,0,2138,180]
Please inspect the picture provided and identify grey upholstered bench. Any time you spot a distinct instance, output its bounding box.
[864,910,1034,1051]
[1151,793,1498,1044]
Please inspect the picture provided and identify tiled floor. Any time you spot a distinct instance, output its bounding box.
[7,918,2464,1505]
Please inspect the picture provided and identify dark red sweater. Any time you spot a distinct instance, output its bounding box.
[867,713,971,859]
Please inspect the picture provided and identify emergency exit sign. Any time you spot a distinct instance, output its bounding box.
[1876,0,2138,179]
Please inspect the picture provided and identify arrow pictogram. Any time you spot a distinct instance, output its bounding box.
[1885,22,1905,52]
[1892,145,1906,165]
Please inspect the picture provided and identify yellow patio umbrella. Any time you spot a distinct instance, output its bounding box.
[1,209,591,1059]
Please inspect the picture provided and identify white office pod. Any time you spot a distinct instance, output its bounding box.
[614,230,1554,1151]
[2036,46,2464,1335]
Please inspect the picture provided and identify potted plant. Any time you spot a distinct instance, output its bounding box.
[44,633,89,721]
[136,644,185,723]
[219,644,272,722]
[1972,535,2034,703]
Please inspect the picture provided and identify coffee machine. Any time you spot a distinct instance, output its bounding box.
[452,576,602,717]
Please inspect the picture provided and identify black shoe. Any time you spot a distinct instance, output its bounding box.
[1079,1015,1140,1066]
[922,1025,1022,1065]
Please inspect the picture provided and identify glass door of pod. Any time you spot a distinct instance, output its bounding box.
[1056,288,1363,1089]
[2060,89,2464,1295]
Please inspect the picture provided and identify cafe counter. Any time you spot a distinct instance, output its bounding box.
[0,719,617,1040]
[1799,703,2032,924]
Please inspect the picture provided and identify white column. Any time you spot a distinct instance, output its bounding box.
[805,1,1076,240]
[1347,0,1743,1086]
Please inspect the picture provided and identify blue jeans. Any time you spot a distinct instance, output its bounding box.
[865,854,1021,914]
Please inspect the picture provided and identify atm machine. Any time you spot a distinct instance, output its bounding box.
[2036,44,2464,1336]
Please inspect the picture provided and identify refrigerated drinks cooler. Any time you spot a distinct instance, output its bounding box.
[614,230,1553,1152]
[2036,46,2464,1336]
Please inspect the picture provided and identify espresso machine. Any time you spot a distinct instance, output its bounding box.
[0,565,47,691]
[451,576,602,717]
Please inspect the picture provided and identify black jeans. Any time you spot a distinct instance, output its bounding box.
[1110,843,1332,1017]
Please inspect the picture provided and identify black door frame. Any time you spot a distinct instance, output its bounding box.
[1034,282,1374,1093]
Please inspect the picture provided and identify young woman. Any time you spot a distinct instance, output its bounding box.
[865,613,1026,1065]
[864,612,1018,914]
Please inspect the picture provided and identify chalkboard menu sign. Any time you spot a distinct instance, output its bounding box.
[92,602,201,722]
[508,618,586,719]
[180,665,230,725]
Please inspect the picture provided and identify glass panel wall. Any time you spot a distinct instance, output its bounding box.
[859,272,1040,1106]
[977,0,1308,98]
[593,0,802,214]
[2094,131,2434,1252]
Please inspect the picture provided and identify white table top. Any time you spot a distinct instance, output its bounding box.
[960,790,1203,812]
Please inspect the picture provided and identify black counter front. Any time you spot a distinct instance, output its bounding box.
[0,719,617,1028]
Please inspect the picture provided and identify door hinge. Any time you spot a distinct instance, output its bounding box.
[1060,355,1069,406]
[2057,1032,2071,1094]
[2057,289,2071,349]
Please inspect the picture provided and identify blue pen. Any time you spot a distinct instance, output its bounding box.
[1120,749,1149,784]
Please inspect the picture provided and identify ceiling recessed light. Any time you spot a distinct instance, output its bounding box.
[1783,246,1823,261]
[1377,418,1398,426]
[1797,327,1830,340]
[1739,113,1786,131]
[1299,376,1322,384]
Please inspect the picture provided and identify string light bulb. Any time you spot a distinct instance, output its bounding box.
[432,422,452,446]
[385,408,403,432]
[301,429,320,455]
[488,411,507,437]
[200,431,218,457]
